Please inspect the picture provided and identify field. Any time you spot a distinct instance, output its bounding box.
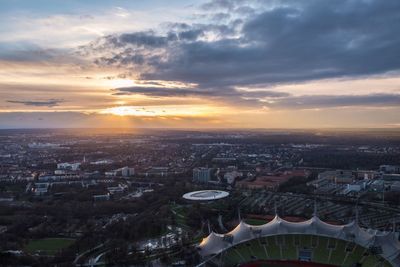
[244,218,268,225]
[170,204,189,229]
[25,238,75,255]
[240,260,338,267]
[206,234,392,267]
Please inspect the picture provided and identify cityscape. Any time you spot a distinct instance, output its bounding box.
[1,0,400,266]
[0,129,400,266]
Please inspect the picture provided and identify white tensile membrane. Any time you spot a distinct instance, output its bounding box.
[198,215,400,266]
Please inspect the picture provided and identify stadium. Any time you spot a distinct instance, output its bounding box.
[183,190,230,201]
[196,215,400,267]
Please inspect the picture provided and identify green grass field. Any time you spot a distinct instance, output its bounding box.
[244,218,268,225]
[170,204,189,229]
[25,238,75,255]
[213,234,393,267]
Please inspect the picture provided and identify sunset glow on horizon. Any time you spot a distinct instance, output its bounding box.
[1,0,400,129]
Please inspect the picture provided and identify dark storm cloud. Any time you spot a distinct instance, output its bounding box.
[85,0,400,108]
[93,0,400,86]
[100,32,169,49]
[7,99,64,107]
[113,86,289,98]
[178,29,204,41]
[95,51,145,66]
[113,86,203,97]
[155,0,400,86]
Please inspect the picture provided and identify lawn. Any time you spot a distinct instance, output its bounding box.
[25,238,75,255]
[170,204,189,229]
[244,218,268,225]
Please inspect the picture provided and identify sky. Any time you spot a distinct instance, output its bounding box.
[1,0,400,129]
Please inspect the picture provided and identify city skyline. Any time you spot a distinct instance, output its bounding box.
[1,0,400,128]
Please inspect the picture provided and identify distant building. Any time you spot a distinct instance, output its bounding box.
[93,194,110,201]
[107,183,127,194]
[105,166,135,177]
[90,159,113,165]
[193,167,212,183]
[121,167,134,177]
[28,142,60,149]
[54,169,67,175]
[380,165,400,174]
[38,175,56,181]
[107,185,126,194]
[57,162,81,171]
[33,182,50,196]
[224,170,242,184]
[307,176,331,188]
[355,170,378,180]
[318,170,354,184]
[382,173,400,181]
[0,194,14,202]
[226,166,238,172]
[389,181,400,192]
[344,182,365,193]
[143,167,169,176]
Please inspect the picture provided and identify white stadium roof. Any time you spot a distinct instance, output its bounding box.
[183,190,229,201]
[198,215,400,266]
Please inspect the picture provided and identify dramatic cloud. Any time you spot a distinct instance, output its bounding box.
[0,42,72,63]
[88,0,400,90]
[113,86,289,98]
[1,0,400,128]
[7,99,64,107]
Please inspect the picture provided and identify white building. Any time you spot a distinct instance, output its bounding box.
[33,182,50,196]
[57,162,81,171]
[343,183,365,194]
[54,169,67,175]
[105,166,135,177]
[224,170,242,184]
[107,185,126,194]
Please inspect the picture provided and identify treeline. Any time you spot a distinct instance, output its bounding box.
[278,174,316,194]
[301,150,400,169]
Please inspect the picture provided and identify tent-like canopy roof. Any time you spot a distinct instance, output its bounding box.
[198,215,400,266]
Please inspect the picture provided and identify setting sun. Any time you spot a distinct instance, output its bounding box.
[100,106,151,116]
[100,105,228,117]
[107,79,135,88]
[1,0,399,129]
